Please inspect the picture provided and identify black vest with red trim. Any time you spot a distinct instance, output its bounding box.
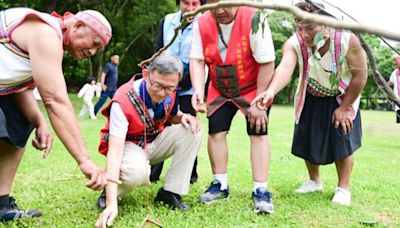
[198,7,260,117]
[98,79,177,156]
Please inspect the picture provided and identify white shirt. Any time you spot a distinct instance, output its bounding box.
[109,103,129,139]
[190,17,275,63]
[77,83,101,101]
[0,8,62,89]
[389,69,400,110]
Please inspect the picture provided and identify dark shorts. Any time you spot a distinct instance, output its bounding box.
[208,101,270,135]
[292,92,362,165]
[396,110,400,123]
[0,95,34,148]
[179,95,196,116]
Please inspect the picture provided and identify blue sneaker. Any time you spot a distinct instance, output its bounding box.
[252,187,274,214]
[0,197,42,222]
[198,180,229,204]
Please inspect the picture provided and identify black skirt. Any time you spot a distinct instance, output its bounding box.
[292,92,362,165]
[0,95,34,148]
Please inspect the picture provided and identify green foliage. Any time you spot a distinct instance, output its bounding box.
[267,11,297,104]
[2,1,398,106]
[362,34,395,109]
[1,0,177,89]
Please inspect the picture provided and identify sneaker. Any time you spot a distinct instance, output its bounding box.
[331,187,351,206]
[198,180,229,204]
[0,197,41,222]
[154,188,190,211]
[96,190,106,209]
[294,180,323,193]
[252,187,274,214]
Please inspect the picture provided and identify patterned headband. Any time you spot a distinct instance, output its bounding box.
[74,11,111,47]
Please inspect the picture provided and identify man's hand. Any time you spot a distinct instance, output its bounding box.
[250,89,274,110]
[247,104,268,134]
[79,159,107,190]
[102,84,107,91]
[95,203,118,228]
[191,91,206,113]
[32,123,53,159]
[181,114,201,133]
[332,106,354,134]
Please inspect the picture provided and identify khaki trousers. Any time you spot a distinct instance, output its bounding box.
[118,124,202,196]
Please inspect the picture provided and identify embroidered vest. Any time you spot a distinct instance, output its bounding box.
[198,7,260,117]
[0,8,62,95]
[292,30,360,123]
[98,79,177,156]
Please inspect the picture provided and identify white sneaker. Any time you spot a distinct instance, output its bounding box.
[294,180,323,193]
[331,187,351,206]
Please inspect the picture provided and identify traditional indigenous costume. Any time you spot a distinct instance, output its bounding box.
[290,30,362,164]
[0,7,111,147]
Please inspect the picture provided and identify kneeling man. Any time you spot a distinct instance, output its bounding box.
[95,52,202,227]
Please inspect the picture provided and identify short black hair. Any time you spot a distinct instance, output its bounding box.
[176,0,206,6]
[87,76,96,83]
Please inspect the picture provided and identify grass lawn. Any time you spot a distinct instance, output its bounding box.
[2,94,399,227]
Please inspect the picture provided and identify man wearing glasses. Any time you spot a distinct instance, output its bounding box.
[95,52,202,227]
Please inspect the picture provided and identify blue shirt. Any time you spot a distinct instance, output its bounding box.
[138,79,179,120]
[102,62,118,92]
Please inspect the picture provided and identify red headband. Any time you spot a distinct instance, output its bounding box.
[51,11,111,47]
[74,12,111,47]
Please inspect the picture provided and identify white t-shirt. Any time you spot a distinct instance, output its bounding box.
[389,69,400,110]
[109,102,129,139]
[77,83,101,101]
[190,16,275,63]
[108,79,143,139]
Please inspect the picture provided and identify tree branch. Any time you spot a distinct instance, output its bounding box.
[358,35,400,108]
[138,0,400,107]
[139,0,400,67]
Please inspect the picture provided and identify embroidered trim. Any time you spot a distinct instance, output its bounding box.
[0,78,34,95]
[306,77,340,97]
[126,88,160,147]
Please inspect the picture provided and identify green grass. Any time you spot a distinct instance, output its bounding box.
[2,94,399,227]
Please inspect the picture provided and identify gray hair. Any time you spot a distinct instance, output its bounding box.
[147,52,183,81]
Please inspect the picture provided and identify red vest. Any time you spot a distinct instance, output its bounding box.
[199,7,260,116]
[98,79,177,156]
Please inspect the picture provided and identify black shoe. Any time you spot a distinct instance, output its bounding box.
[154,188,190,211]
[0,197,41,222]
[150,162,164,183]
[96,190,106,209]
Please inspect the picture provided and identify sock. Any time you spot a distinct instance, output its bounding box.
[253,181,268,193]
[0,195,9,209]
[213,173,228,190]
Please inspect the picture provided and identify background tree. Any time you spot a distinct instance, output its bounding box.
[2,0,176,90]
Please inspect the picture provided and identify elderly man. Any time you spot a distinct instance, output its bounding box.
[388,55,400,123]
[95,52,202,228]
[190,0,276,214]
[252,2,367,206]
[0,7,111,222]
